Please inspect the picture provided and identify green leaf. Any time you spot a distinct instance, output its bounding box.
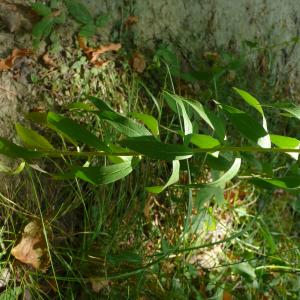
[0,287,22,300]
[120,136,193,161]
[155,46,180,75]
[31,3,52,16]
[232,262,256,280]
[233,87,263,115]
[131,112,159,136]
[68,102,95,111]
[270,134,300,160]
[0,160,26,175]
[163,92,193,135]
[65,0,93,24]
[146,160,180,193]
[0,137,42,160]
[95,14,109,27]
[180,158,241,188]
[15,123,54,151]
[26,112,48,125]
[89,97,151,137]
[72,159,139,185]
[250,176,300,190]
[47,112,109,151]
[206,154,232,171]
[53,12,66,24]
[281,105,300,120]
[79,23,97,37]
[233,87,270,148]
[222,105,267,144]
[32,17,54,40]
[163,92,225,140]
[259,221,277,254]
[188,134,220,149]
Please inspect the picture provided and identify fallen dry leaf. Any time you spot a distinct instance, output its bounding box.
[223,291,233,300]
[42,52,56,68]
[124,15,139,28]
[132,52,146,73]
[0,48,33,71]
[11,221,48,270]
[78,36,121,66]
[90,278,110,293]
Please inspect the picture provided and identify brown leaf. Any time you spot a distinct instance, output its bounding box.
[78,36,121,66]
[223,291,233,300]
[11,221,48,270]
[42,52,56,68]
[89,43,122,63]
[0,48,33,71]
[132,52,146,73]
[124,15,139,28]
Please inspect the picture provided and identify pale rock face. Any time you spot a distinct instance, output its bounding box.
[86,0,300,92]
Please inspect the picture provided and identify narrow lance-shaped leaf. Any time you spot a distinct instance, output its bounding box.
[163,91,226,141]
[233,87,271,148]
[47,112,109,151]
[163,92,193,135]
[187,133,220,157]
[222,105,267,144]
[15,123,55,151]
[281,105,300,120]
[56,159,140,185]
[250,176,300,190]
[26,112,78,147]
[146,160,180,193]
[131,112,159,136]
[0,138,43,160]
[89,97,151,137]
[178,157,241,188]
[187,134,220,149]
[120,136,193,161]
[0,160,26,175]
[270,134,300,160]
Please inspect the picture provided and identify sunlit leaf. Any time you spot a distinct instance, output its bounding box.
[187,134,220,149]
[270,134,300,160]
[146,160,180,193]
[15,123,54,151]
[233,87,271,148]
[163,92,193,135]
[163,91,226,141]
[250,176,300,189]
[131,112,159,136]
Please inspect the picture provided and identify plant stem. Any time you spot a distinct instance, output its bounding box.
[40,146,300,159]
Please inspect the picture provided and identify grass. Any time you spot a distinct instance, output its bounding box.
[1,7,300,299]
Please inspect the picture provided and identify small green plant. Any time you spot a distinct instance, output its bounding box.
[31,1,66,48]
[64,0,109,37]
[1,88,300,194]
